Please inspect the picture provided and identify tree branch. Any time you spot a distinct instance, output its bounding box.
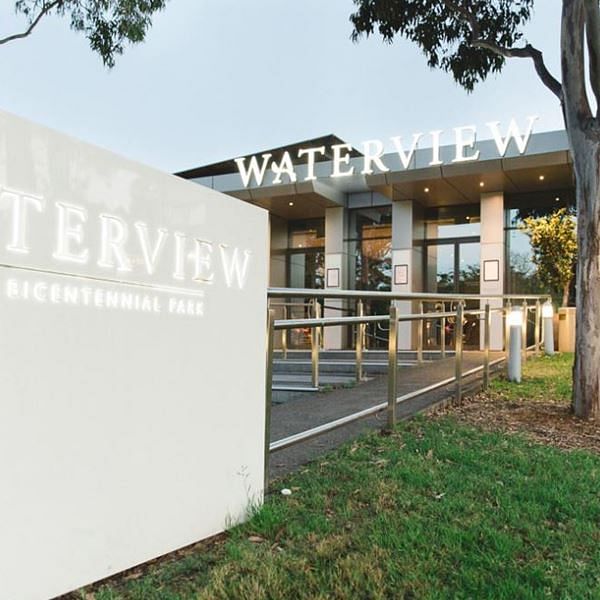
[0,0,63,47]
[441,0,563,101]
[584,0,600,114]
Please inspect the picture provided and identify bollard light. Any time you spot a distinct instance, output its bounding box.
[542,301,554,319]
[507,308,523,382]
[542,301,555,356]
[507,308,524,328]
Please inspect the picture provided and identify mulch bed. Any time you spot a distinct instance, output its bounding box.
[432,391,600,454]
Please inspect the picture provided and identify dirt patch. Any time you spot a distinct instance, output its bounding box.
[432,392,600,454]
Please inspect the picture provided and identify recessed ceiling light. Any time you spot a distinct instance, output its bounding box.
[288,201,294,206]
[479,182,485,187]
[555,196,560,202]
[424,187,430,193]
[539,175,545,181]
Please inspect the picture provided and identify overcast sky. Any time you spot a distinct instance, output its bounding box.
[0,0,564,173]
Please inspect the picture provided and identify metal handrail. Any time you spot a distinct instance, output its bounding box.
[274,309,490,330]
[268,287,550,302]
[270,357,505,453]
[268,301,315,307]
[263,291,550,490]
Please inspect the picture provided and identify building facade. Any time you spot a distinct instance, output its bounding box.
[177,124,574,352]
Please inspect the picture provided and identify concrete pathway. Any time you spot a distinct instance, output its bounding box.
[268,351,504,481]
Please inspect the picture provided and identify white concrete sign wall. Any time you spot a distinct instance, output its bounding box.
[0,111,268,600]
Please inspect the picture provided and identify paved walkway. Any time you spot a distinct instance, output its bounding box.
[269,351,504,481]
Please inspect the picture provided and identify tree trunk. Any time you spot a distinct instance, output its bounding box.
[562,283,570,308]
[559,0,600,419]
[572,138,600,419]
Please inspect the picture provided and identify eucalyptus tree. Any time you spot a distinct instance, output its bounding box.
[351,0,600,419]
[3,0,168,66]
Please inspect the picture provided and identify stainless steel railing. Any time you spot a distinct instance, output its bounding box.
[263,290,551,490]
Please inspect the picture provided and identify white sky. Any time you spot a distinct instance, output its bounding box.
[0,0,564,173]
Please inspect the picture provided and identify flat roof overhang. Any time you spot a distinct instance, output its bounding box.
[216,179,346,220]
[367,149,573,206]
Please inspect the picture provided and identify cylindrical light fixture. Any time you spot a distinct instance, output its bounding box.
[542,301,555,356]
[507,308,523,382]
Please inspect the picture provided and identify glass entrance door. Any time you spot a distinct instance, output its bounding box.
[288,250,325,290]
[286,249,324,348]
[427,238,481,349]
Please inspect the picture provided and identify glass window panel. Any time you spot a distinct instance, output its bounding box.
[355,238,391,291]
[288,251,324,289]
[506,229,544,295]
[435,221,481,238]
[350,208,392,291]
[425,205,481,240]
[505,190,575,228]
[435,244,455,293]
[289,229,324,249]
[347,207,392,242]
[458,242,480,294]
[288,219,325,249]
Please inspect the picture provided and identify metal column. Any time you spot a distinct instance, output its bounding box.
[417,301,424,363]
[311,301,320,388]
[355,299,364,382]
[455,302,464,403]
[387,305,398,429]
[263,309,275,492]
[522,300,528,363]
[483,303,491,390]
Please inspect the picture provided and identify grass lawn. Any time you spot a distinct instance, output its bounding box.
[490,352,573,403]
[83,354,600,600]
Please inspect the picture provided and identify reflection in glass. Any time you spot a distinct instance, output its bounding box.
[435,244,455,293]
[426,241,481,349]
[289,219,325,249]
[506,229,544,295]
[425,205,481,240]
[287,250,325,349]
[458,242,481,294]
[356,224,392,292]
[288,251,324,289]
[289,229,324,249]
[347,207,393,348]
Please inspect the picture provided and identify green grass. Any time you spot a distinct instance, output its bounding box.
[90,414,600,598]
[490,352,574,404]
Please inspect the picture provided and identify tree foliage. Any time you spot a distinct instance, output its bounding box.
[520,209,577,307]
[4,0,168,66]
[350,1,560,97]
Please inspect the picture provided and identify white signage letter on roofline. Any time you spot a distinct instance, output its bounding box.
[453,125,480,163]
[271,151,297,184]
[331,143,355,178]
[361,139,390,175]
[487,115,539,157]
[3,188,45,255]
[53,202,89,264]
[234,153,273,187]
[429,130,444,166]
[98,214,132,273]
[390,133,422,170]
[134,222,168,275]
[298,146,325,181]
